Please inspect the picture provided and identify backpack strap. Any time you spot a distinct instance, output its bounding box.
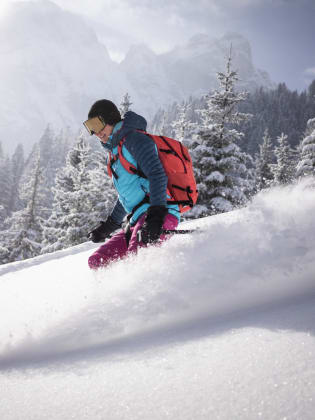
[107,151,119,179]
[107,137,147,179]
[168,185,194,208]
[158,135,190,165]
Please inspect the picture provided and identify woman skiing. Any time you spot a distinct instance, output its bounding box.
[84,99,180,269]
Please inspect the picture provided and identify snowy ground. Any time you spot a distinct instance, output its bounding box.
[0,179,315,420]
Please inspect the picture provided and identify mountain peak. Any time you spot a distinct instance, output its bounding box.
[123,44,157,62]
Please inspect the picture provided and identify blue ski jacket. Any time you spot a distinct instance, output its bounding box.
[101,111,180,225]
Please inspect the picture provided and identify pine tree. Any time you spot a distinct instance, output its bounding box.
[159,111,169,136]
[41,136,115,253]
[190,50,253,217]
[271,133,296,185]
[119,92,132,118]
[38,125,55,212]
[0,154,12,219]
[88,149,116,218]
[42,136,93,252]
[1,147,45,264]
[307,80,315,118]
[53,127,74,168]
[255,129,274,190]
[8,143,25,214]
[0,240,10,265]
[0,205,6,230]
[171,100,197,145]
[297,118,315,178]
[38,125,71,218]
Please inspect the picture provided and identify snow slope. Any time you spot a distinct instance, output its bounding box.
[0,180,315,420]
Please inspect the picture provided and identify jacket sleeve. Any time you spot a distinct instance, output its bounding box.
[110,198,127,224]
[125,132,168,206]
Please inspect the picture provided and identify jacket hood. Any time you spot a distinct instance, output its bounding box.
[101,111,147,151]
[122,111,147,132]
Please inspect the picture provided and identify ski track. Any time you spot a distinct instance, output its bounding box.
[0,179,315,370]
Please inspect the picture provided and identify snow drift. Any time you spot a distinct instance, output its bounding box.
[0,179,314,368]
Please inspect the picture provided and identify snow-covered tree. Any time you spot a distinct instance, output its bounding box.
[1,147,45,264]
[0,152,13,219]
[0,240,9,264]
[271,133,296,185]
[255,129,274,190]
[38,125,56,209]
[159,110,169,136]
[42,136,93,252]
[88,148,116,218]
[42,136,115,253]
[53,127,74,168]
[297,118,315,178]
[171,101,197,145]
[8,143,25,213]
[190,50,253,217]
[0,205,6,230]
[119,92,132,118]
[38,125,72,217]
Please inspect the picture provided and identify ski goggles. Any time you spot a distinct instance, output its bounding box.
[83,116,106,135]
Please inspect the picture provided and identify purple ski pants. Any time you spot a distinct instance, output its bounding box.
[88,213,178,270]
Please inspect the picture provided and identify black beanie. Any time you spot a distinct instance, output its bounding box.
[88,99,121,125]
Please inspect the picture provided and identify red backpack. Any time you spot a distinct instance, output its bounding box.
[107,132,198,213]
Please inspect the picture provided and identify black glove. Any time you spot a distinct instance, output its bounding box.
[140,206,168,245]
[88,216,121,243]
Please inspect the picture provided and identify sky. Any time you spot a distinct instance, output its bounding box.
[1,0,315,91]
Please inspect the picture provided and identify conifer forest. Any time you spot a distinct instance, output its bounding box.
[1,62,315,265]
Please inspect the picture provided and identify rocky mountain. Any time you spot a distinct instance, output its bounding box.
[161,33,273,97]
[120,44,181,116]
[0,1,126,154]
[0,1,273,154]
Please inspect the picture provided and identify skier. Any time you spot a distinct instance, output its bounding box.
[84,99,180,269]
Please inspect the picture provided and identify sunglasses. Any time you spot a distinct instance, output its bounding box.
[83,116,106,135]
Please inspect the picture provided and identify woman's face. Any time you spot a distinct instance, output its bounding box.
[95,124,114,143]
